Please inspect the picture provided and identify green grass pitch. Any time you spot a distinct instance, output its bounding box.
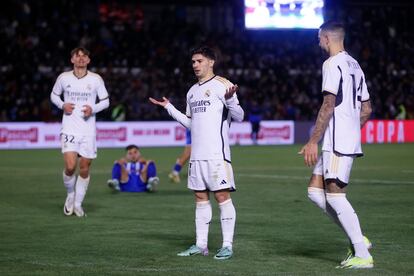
[0,144,413,275]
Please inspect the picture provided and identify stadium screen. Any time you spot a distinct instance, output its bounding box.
[244,0,324,29]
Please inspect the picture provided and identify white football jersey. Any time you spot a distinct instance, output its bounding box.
[185,76,243,161]
[51,71,109,136]
[321,51,370,156]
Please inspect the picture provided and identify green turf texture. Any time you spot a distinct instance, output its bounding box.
[0,144,413,275]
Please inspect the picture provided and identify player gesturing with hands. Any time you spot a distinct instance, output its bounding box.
[150,46,244,260]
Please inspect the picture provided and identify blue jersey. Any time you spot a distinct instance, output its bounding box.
[120,162,147,192]
[186,129,191,145]
[248,106,262,123]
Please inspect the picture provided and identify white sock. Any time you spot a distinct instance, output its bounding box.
[308,187,345,232]
[75,175,90,209]
[63,171,76,195]
[219,199,236,249]
[195,201,212,249]
[326,193,371,259]
[307,187,326,210]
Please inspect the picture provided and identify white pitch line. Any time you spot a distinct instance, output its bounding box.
[24,260,228,273]
[401,170,414,174]
[238,173,414,185]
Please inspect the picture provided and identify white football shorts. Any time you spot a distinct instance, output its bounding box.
[188,160,235,192]
[61,133,97,159]
[313,151,355,187]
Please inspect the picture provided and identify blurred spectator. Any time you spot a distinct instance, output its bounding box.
[247,100,263,144]
[111,100,126,121]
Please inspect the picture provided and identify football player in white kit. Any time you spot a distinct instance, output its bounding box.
[150,46,244,260]
[299,21,373,268]
[50,47,109,217]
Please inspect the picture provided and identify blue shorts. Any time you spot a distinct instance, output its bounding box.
[120,174,147,192]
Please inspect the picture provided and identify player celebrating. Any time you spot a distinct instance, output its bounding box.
[150,45,244,260]
[299,21,373,268]
[50,47,109,217]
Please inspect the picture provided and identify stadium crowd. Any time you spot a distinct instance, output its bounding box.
[1,1,413,122]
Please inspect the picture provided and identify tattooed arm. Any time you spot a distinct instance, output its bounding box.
[298,93,336,167]
[309,94,336,144]
[360,100,372,128]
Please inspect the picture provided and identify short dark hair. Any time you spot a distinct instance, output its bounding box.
[70,47,90,57]
[126,144,139,151]
[190,45,217,61]
[319,20,345,35]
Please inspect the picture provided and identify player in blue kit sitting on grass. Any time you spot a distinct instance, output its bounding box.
[107,144,159,192]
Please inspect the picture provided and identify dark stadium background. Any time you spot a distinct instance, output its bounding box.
[1,0,413,123]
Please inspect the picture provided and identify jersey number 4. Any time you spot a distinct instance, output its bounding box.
[350,74,363,109]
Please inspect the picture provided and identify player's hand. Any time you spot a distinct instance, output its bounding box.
[82,105,93,118]
[63,103,75,115]
[298,142,318,167]
[149,97,170,107]
[224,85,238,100]
[117,158,127,165]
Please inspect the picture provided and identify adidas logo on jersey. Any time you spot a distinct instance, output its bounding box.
[220,179,227,185]
[205,90,211,97]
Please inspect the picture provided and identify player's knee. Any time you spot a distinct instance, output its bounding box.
[194,191,209,202]
[214,191,231,203]
[79,160,91,177]
[79,171,89,178]
[147,162,157,177]
[65,166,76,176]
[79,167,90,178]
[308,174,324,188]
[307,187,326,210]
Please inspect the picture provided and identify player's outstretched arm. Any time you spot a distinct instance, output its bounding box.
[149,97,191,129]
[224,85,244,122]
[149,97,170,107]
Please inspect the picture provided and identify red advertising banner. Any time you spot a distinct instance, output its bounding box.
[0,120,411,149]
[0,127,38,143]
[0,121,294,149]
[361,120,414,144]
